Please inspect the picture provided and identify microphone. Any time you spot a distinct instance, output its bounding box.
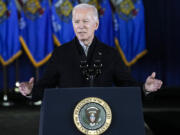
[93,59,103,76]
[80,50,103,86]
[80,60,89,80]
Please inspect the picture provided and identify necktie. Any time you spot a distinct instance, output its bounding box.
[84,46,89,56]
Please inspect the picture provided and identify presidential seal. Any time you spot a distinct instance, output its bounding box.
[73,97,112,135]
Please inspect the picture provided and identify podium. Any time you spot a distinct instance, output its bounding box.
[39,87,145,135]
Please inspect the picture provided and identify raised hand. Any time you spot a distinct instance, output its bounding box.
[19,77,34,96]
[144,72,163,92]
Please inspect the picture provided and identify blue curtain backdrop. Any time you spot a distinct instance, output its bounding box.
[94,0,115,47]
[0,0,180,90]
[19,0,54,68]
[112,0,147,66]
[0,0,21,66]
[51,0,77,46]
[131,0,180,86]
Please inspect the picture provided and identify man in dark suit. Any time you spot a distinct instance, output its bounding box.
[19,3,162,101]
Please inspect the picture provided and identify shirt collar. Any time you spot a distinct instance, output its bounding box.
[79,40,91,49]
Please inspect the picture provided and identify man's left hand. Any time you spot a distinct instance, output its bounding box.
[144,72,163,92]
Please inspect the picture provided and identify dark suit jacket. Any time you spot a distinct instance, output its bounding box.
[32,37,139,101]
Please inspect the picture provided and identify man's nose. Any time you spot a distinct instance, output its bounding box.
[78,21,84,28]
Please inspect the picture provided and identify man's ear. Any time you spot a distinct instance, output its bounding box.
[95,21,99,30]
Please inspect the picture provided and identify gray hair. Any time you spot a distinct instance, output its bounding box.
[72,3,99,22]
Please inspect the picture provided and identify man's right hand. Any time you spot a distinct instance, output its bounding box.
[19,77,34,96]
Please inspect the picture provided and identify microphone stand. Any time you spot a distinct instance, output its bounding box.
[88,69,95,87]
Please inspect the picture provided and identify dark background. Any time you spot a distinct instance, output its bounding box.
[131,0,180,87]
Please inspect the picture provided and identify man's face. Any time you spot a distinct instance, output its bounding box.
[72,8,99,43]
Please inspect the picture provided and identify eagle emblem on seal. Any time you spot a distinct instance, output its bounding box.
[84,106,101,127]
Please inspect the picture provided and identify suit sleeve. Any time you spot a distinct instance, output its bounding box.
[31,49,60,101]
[112,49,145,100]
[112,50,140,87]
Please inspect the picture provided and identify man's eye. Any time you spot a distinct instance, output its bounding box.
[74,21,79,23]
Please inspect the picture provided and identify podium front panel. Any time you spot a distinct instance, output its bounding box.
[39,87,145,135]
